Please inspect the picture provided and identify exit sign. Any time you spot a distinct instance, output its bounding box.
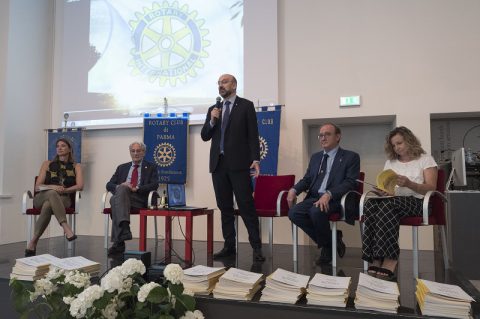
[340,96,361,107]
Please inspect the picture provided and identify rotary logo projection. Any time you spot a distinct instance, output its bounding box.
[129,1,210,86]
[154,143,177,167]
[259,136,269,160]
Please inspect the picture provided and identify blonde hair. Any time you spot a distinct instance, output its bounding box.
[385,126,425,160]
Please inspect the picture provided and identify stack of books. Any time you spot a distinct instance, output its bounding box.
[260,268,310,304]
[10,254,101,281]
[355,273,400,314]
[10,254,55,281]
[416,278,474,319]
[306,273,351,307]
[182,265,225,295]
[213,267,263,301]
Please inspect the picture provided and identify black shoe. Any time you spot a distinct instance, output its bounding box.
[66,234,77,242]
[213,247,236,259]
[107,242,125,256]
[118,228,132,242]
[316,246,332,264]
[253,248,265,262]
[25,249,36,257]
[336,230,346,258]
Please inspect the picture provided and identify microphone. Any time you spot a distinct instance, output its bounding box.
[212,96,222,125]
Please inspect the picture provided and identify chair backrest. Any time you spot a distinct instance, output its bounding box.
[254,175,295,216]
[430,168,446,225]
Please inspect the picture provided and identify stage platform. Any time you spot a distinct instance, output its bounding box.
[0,235,478,318]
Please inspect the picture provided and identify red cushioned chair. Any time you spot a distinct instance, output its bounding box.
[328,172,365,268]
[360,169,448,278]
[101,190,160,249]
[235,175,296,259]
[22,177,81,249]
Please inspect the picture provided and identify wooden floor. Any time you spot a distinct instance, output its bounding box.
[0,235,479,318]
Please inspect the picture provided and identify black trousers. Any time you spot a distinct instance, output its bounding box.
[212,156,262,249]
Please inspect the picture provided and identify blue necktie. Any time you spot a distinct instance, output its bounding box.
[220,101,231,153]
[312,153,329,194]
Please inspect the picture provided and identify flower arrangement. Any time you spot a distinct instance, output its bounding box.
[10,260,204,319]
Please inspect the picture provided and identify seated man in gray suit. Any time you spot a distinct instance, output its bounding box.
[106,141,159,256]
[287,123,360,264]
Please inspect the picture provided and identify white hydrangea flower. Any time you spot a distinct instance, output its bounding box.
[180,310,205,319]
[30,278,56,301]
[45,267,65,281]
[63,296,75,305]
[120,258,146,277]
[101,296,120,319]
[137,282,161,302]
[119,277,133,294]
[164,263,183,284]
[101,268,124,293]
[69,285,104,319]
[65,270,91,289]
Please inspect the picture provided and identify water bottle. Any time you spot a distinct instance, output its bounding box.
[466,148,474,165]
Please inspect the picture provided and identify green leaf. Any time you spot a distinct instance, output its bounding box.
[146,286,169,304]
[168,282,183,296]
[175,294,196,313]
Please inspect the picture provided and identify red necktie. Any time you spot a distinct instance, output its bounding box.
[131,164,139,188]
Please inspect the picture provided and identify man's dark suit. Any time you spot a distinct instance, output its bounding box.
[201,96,262,250]
[289,148,360,248]
[106,161,158,242]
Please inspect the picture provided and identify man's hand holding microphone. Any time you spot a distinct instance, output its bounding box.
[210,96,222,126]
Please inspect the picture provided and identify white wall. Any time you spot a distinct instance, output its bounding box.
[2,0,480,252]
[0,0,53,244]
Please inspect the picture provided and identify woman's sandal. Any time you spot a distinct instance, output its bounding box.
[375,267,397,281]
[367,265,380,277]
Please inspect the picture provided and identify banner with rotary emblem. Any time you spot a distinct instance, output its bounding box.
[143,115,188,184]
[256,106,282,175]
[47,128,83,163]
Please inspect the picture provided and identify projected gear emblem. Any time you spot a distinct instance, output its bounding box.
[259,136,268,160]
[154,143,176,167]
[129,1,210,86]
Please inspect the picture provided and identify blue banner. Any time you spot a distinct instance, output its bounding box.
[144,115,188,184]
[47,129,83,163]
[256,106,282,175]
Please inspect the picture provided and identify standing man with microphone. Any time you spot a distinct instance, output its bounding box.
[201,74,265,262]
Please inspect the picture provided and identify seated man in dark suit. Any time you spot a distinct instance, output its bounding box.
[106,141,159,256]
[287,123,360,264]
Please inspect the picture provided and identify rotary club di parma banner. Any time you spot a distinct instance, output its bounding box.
[144,116,188,184]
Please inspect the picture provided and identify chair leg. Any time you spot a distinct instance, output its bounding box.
[331,221,337,268]
[440,225,449,269]
[292,223,298,262]
[269,218,273,257]
[235,215,239,253]
[154,216,158,244]
[27,216,34,244]
[67,214,75,250]
[104,214,110,249]
[359,220,368,271]
[412,226,419,278]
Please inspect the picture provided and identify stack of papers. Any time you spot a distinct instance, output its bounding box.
[416,279,474,319]
[213,267,263,301]
[10,254,54,281]
[10,254,101,281]
[52,256,101,276]
[260,268,310,304]
[182,265,225,295]
[355,273,400,314]
[307,273,351,307]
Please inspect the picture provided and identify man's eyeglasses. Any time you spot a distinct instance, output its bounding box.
[317,132,334,139]
[217,80,232,86]
[130,149,144,154]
